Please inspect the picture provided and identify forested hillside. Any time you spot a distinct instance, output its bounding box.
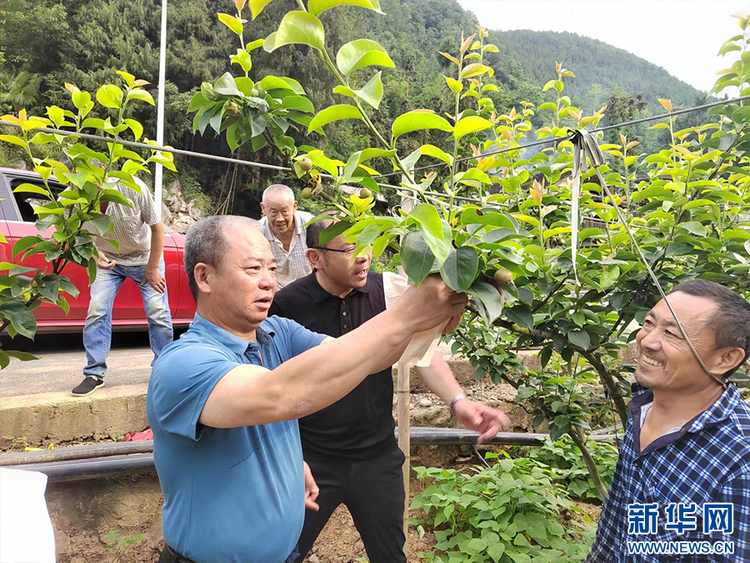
[494,31,704,114]
[0,0,714,217]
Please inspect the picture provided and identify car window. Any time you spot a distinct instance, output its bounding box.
[9,179,64,223]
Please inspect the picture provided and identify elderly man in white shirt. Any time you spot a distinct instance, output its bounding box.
[259,184,313,289]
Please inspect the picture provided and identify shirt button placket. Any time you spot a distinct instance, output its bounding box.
[341,302,349,333]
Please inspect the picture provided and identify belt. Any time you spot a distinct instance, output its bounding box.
[167,545,197,563]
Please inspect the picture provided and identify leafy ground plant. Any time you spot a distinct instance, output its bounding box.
[411,453,595,563]
[522,436,619,502]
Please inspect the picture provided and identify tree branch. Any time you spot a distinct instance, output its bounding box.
[492,317,629,426]
[568,425,608,501]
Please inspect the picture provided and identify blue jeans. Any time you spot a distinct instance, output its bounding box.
[83,260,173,378]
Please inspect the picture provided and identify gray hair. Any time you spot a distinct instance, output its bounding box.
[262,184,295,206]
[184,215,261,301]
[671,279,750,377]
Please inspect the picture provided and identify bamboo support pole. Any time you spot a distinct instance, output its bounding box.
[397,179,416,546]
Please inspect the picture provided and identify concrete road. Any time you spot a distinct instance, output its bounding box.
[0,330,185,398]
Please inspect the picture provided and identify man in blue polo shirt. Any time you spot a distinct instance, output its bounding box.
[147,215,467,563]
[587,280,750,562]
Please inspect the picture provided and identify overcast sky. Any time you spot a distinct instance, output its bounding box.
[457,1,747,93]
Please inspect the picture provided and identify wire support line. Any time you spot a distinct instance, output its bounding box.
[0,94,746,203]
[373,95,750,179]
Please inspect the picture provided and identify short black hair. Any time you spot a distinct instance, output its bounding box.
[184,215,259,301]
[306,210,340,249]
[671,279,750,376]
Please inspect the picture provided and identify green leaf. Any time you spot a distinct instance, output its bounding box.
[87,258,97,285]
[392,110,452,139]
[70,89,92,111]
[679,221,707,237]
[212,72,242,97]
[301,151,341,176]
[665,242,695,257]
[341,148,395,183]
[5,350,38,362]
[444,76,463,95]
[307,105,362,133]
[0,302,36,339]
[465,538,487,554]
[488,543,506,563]
[89,213,114,235]
[469,280,504,324]
[281,95,315,113]
[38,274,60,302]
[423,226,451,268]
[401,231,436,284]
[13,236,40,258]
[127,88,155,106]
[264,11,325,53]
[440,246,479,292]
[506,305,534,329]
[319,220,354,245]
[13,183,50,197]
[230,48,253,73]
[122,119,143,141]
[101,189,133,206]
[568,329,590,349]
[0,135,27,148]
[542,79,564,93]
[96,85,123,109]
[336,39,395,76]
[116,70,135,87]
[460,63,493,79]
[454,116,493,139]
[308,0,383,16]
[28,133,56,145]
[8,266,38,276]
[354,72,383,109]
[218,13,243,35]
[256,75,294,92]
[58,276,80,299]
[409,203,443,240]
[420,144,453,166]
[719,38,742,56]
[333,85,356,98]
[250,0,275,19]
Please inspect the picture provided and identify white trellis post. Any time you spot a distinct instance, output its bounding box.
[154,0,168,215]
[397,179,416,545]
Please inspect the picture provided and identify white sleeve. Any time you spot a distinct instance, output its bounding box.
[383,272,409,310]
[382,272,444,367]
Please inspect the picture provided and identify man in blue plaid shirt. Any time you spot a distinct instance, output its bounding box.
[588,280,750,562]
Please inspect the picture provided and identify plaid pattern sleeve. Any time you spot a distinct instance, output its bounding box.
[715,473,750,561]
[586,430,632,563]
[586,384,750,563]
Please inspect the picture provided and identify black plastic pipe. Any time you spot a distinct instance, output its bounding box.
[0,440,154,466]
[7,428,617,483]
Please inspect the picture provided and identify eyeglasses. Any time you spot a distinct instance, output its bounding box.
[311,246,356,256]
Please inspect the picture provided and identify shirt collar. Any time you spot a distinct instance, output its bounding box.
[629,381,740,434]
[190,313,276,354]
[306,271,372,304]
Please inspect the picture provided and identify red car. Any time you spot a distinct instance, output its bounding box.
[0,167,196,333]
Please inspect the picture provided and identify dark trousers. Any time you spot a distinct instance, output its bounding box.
[294,447,407,563]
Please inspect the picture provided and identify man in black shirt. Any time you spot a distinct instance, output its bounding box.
[270,216,510,563]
